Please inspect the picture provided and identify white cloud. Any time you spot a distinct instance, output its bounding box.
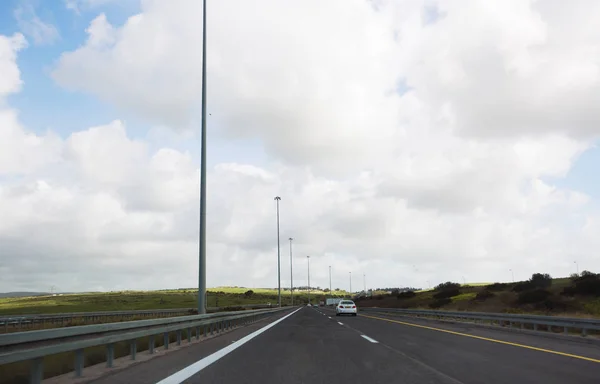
[0,33,27,98]
[65,0,125,13]
[2,0,600,293]
[14,4,59,46]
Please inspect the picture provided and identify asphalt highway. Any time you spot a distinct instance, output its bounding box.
[96,306,600,384]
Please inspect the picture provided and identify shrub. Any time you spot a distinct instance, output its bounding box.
[429,298,452,308]
[397,291,416,299]
[486,283,509,291]
[244,290,254,297]
[512,281,534,292]
[475,290,495,301]
[517,289,551,304]
[435,282,461,291]
[569,273,580,281]
[562,271,600,296]
[433,288,461,299]
[530,273,552,289]
[536,297,570,312]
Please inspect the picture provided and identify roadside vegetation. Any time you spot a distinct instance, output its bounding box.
[0,287,349,316]
[356,271,600,317]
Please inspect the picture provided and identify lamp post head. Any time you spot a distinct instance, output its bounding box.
[289,237,293,241]
[274,196,281,201]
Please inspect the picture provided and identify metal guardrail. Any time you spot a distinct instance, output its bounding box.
[360,307,600,337]
[0,304,274,332]
[0,306,291,384]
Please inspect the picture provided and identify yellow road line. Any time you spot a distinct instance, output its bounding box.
[361,314,600,363]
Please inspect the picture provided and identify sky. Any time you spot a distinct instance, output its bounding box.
[1,0,600,293]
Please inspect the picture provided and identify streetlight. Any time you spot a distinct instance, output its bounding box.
[307,256,311,305]
[329,266,332,300]
[574,261,579,275]
[363,273,366,293]
[509,269,514,282]
[274,196,282,307]
[197,0,208,314]
[289,237,294,305]
[349,271,352,295]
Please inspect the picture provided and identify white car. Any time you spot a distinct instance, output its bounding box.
[335,300,357,316]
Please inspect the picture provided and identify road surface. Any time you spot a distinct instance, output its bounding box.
[94,306,600,384]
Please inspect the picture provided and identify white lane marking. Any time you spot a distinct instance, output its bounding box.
[361,335,379,343]
[155,308,302,384]
[328,316,332,319]
[338,322,344,325]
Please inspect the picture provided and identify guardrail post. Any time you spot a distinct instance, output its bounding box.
[564,326,568,335]
[106,343,114,368]
[130,340,137,360]
[582,328,588,337]
[210,323,214,335]
[74,349,84,377]
[204,325,208,337]
[187,328,192,343]
[533,323,538,331]
[164,332,170,349]
[177,330,182,346]
[149,335,155,354]
[30,357,43,384]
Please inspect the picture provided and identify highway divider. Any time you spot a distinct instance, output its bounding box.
[360,307,600,338]
[0,304,275,333]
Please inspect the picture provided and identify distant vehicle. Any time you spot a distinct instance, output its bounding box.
[326,298,343,306]
[307,303,312,307]
[335,300,357,316]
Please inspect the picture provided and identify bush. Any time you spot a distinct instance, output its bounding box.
[517,289,551,304]
[397,291,416,299]
[429,298,452,308]
[433,288,461,299]
[475,290,495,301]
[512,281,534,292]
[530,273,552,289]
[435,282,461,291]
[562,271,600,296]
[569,273,580,281]
[536,297,571,312]
[244,290,254,297]
[486,283,509,291]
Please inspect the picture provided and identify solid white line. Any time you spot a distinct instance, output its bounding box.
[361,335,379,343]
[338,322,343,325]
[328,316,332,319]
[155,308,302,384]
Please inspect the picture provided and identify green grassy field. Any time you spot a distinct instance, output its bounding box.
[0,287,350,316]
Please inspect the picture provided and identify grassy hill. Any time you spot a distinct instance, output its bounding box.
[356,273,600,318]
[0,287,349,316]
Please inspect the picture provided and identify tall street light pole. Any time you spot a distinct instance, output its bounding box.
[329,266,332,300]
[363,273,366,293]
[274,196,282,307]
[307,256,311,305]
[509,268,515,282]
[197,0,208,314]
[289,237,294,306]
[349,271,352,296]
[574,261,579,275]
